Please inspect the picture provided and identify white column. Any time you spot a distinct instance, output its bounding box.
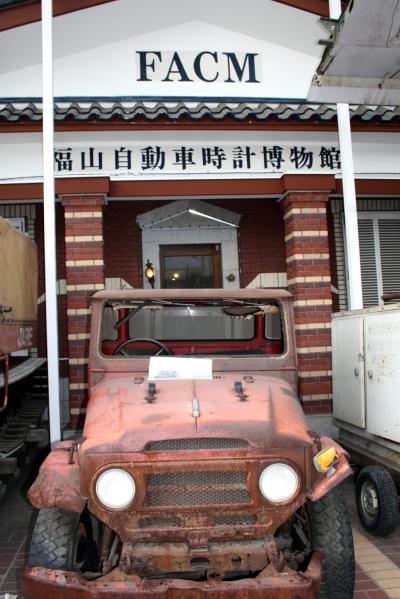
[328,0,341,18]
[42,0,61,443]
[330,0,363,309]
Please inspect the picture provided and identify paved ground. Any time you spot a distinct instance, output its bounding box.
[347,484,400,599]
[0,457,36,598]
[0,465,399,599]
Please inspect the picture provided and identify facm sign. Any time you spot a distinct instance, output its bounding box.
[136,51,261,84]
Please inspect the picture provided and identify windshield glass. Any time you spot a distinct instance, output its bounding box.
[100,299,284,357]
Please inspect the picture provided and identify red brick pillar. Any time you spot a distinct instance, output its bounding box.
[282,193,332,415]
[61,195,106,428]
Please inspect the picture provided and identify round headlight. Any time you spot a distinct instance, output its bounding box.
[96,468,136,509]
[259,463,299,504]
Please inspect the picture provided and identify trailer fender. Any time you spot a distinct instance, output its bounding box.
[28,441,86,513]
[306,437,353,503]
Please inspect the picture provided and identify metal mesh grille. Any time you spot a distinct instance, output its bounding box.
[145,438,248,451]
[214,514,257,526]
[145,471,251,507]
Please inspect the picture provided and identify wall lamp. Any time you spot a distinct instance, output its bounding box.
[145,259,156,288]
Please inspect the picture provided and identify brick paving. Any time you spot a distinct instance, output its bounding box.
[354,562,392,598]
[0,470,399,598]
[0,463,35,598]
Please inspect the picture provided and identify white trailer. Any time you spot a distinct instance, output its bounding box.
[332,303,400,536]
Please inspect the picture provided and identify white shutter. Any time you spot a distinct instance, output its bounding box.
[358,219,379,307]
[378,219,400,296]
[7,217,26,233]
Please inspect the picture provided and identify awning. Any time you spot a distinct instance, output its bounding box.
[307,0,400,105]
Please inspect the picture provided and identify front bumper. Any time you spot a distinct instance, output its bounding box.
[22,555,322,599]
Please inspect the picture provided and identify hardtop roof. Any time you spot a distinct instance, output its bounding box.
[91,288,292,302]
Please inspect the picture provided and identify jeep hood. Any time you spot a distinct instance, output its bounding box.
[81,372,313,453]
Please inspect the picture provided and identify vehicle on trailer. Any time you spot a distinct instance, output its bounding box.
[0,217,46,498]
[332,295,400,537]
[24,288,355,599]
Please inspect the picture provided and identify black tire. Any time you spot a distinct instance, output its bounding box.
[307,486,355,599]
[356,465,398,537]
[28,507,98,572]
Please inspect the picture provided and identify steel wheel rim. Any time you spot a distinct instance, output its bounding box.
[360,481,379,518]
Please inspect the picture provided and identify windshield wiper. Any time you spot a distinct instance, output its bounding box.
[113,302,149,330]
[113,299,196,330]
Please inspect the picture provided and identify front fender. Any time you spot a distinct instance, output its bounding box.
[28,440,86,513]
[306,437,353,503]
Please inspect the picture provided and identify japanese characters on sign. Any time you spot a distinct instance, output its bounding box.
[54,144,341,176]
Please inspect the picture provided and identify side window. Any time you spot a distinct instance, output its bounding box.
[264,305,283,341]
[102,306,118,341]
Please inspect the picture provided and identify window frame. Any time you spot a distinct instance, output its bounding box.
[356,212,400,307]
[99,300,285,358]
[159,244,222,289]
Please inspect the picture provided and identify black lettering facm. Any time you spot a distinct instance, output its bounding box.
[136,51,162,82]
[136,50,261,84]
[163,52,193,82]
[223,53,260,83]
[193,51,219,82]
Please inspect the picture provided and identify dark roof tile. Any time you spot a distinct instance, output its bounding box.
[0,100,399,123]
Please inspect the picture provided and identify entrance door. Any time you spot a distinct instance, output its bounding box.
[160,245,222,288]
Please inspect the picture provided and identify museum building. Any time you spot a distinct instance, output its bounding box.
[1,0,400,432]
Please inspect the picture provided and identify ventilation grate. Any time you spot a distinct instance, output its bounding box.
[145,438,248,451]
[379,220,400,297]
[145,471,251,507]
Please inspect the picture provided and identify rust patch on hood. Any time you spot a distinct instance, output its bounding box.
[81,372,313,454]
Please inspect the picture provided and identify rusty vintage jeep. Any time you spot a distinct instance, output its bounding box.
[23,289,354,599]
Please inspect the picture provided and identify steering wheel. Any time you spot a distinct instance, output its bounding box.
[112,337,173,357]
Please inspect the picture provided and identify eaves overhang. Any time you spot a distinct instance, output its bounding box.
[1,100,399,123]
[308,0,400,105]
[0,0,332,32]
[0,0,116,31]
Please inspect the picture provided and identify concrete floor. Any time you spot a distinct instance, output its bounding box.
[0,464,399,599]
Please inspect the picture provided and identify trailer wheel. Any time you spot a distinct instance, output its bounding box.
[28,508,99,572]
[356,466,398,537]
[307,487,355,599]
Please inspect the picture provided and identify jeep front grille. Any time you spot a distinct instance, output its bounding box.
[144,471,251,507]
[145,438,248,451]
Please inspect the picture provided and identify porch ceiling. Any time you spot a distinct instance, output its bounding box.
[308,0,400,105]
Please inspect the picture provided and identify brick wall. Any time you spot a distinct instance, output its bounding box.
[62,195,106,428]
[215,198,287,287]
[103,199,286,287]
[282,193,333,415]
[104,201,161,286]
